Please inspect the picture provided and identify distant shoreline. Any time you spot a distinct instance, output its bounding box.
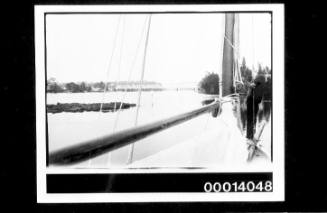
[47,88,197,93]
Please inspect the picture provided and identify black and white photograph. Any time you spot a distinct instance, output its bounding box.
[35,4,284,202]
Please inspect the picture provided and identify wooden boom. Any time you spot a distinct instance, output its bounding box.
[49,100,221,165]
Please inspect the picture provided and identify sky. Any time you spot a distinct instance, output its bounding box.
[46,13,271,85]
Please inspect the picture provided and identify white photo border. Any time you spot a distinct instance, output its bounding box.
[35,4,284,203]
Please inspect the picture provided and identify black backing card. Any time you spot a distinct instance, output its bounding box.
[2,0,326,211]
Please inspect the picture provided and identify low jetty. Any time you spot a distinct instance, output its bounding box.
[47,102,136,113]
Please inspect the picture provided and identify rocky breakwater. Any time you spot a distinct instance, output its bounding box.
[47,102,136,113]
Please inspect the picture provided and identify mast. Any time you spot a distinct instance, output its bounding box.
[222,13,235,96]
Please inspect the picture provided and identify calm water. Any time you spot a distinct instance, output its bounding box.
[47,90,215,167]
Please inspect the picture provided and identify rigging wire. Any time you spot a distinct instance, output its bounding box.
[99,15,122,113]
[247,14,257,162]
[112,16,149,133]
[252,15,256,143]
[106,16,126,167]
[113,16,126,115]
[251,14,256,73]
[88,15,122,167]
[127,14,152,165]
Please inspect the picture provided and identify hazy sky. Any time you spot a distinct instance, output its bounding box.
[46,13,271,85]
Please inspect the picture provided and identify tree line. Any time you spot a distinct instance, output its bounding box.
[47,78,163,93]
[47,79,94,93]
[198,57,272,98]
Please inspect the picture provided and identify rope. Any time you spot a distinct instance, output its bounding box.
[224,35,237,51]
[224,34,243,92]
[226,40,243,90]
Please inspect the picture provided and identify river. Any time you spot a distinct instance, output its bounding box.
[47,90,218,167]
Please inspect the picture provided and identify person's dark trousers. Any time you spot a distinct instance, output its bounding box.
[246,89,255,140]
[246,89,261,140]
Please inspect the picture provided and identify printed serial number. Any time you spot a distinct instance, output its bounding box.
[204,181,272,192]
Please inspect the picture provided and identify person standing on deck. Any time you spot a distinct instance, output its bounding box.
[246,74,265,140]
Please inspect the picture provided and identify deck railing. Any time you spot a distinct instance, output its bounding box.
[49,100,221,165]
